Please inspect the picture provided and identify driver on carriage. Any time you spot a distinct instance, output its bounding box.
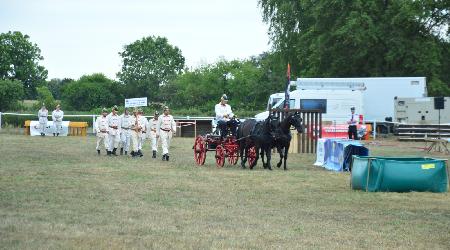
[215,94,238,138]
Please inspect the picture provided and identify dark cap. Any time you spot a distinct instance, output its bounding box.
[102,108,108,113]
[154,111,160,116]
[221,94,228,101]
[350,107,355,111]
[112,105,118,111]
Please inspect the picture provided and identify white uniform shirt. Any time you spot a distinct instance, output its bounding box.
[52,110,64,122]
[96,116,109,134]
[157,114,176,135]
[131,115,142,132]
[139,116,148,133]
[149,118,158,132]
[120,114,133,129]
[38,109,48,123]
[108,113,121,135]
[348,113,359,126]
[215,103,234,121]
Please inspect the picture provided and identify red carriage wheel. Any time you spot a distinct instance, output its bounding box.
[215,145,225,168]
[227,144,239,165]
[247,146,257,168]
[193,136,206,166]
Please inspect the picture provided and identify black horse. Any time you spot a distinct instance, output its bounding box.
[272,112,304,170]
[237,115,279,170]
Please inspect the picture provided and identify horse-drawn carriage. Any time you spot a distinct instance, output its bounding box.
[193,120,258,168]
[194,111,305,170]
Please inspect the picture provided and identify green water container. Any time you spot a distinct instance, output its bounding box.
[351,156,449,193]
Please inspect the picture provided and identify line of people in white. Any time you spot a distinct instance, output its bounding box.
[37,104,64,136]
[95,106,176,160]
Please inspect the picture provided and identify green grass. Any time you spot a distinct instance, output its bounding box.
[0,135,449,249]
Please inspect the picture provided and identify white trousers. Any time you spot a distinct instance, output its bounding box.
[108,130,121,151]
[53,121,62,134]
[120,129,131,152]
[96,132,109,150]
[39,122,47,134]
[149,131,159,151]
[131,130,141,152]
[138,132,146,150]
[160,131,173,155]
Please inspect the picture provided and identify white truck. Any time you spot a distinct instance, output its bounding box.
[256,77,427,124]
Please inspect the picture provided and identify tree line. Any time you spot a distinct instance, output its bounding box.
[1,1,449,114]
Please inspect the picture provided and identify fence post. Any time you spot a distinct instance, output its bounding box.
[92,115,96,134]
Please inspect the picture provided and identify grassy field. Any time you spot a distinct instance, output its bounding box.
[0,134,449,249]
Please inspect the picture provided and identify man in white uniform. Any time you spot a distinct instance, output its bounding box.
[52,104,64,136]
[130,108,143,157]
[215,94,237,138]
[138,108,148,157]
[120,108,133,155]
[107,105,121,156]
[148,111,160,158]
[37,104,48,136]
[95,108,109,155]
[157,106,176,161]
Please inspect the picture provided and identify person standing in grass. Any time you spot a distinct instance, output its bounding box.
[37,103,48,136]
[107,105,121,156]
[157,106,176,161]
[119,108,133,156]
[148,110,160,158]
[130,108,143,157]
[52,104,64,136]
[347,107,359,140]
[95,108,109,155]
[137,108,148,157]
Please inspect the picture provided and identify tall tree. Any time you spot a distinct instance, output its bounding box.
[117,36,185,101]
[259,0,450,95]
[0,31,48,99]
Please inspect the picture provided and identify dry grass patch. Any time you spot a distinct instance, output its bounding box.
[0,135,449,249]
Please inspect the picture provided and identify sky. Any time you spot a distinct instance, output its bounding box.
[0,0,271,80]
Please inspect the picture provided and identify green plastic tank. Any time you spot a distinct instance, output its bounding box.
[351,156,449,193]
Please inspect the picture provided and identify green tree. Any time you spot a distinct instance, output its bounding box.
[61,73,124,111]
[259,0,450,96]
[47,78,74,100]
[34,86,56,110]
[117,36,185,101]
[0,31,48,99]
[163,56,286,115]
[0,79,24,111]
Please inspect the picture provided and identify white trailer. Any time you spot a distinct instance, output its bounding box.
[256,77,427,124]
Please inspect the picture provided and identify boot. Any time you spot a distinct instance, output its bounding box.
[56,133,59,136]
[97,149,100,155]
[105,150,109,155]
[107,150,111,156]
[120,148,124,155]
[53,133,56,136]
[112,148,118,156]
[166,154,169,161]
[125,151,128,155]
[131,151,135,157]
[162,154,166,161]
[152,150,156,158]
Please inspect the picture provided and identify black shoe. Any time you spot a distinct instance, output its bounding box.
[152,150,156,158]
[166,155,169,161]
[53,133,56,136]
[97,150,100,155]
[57,133,59,136]
[107,151,111,156]
[131,151,135,157]
[112,148,118,156]
[138,150,143,157]
[120,148,123,155]
[125,151,128,155]
[162,154,166,161]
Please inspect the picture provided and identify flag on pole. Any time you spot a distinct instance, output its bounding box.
[284,63,291,109]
